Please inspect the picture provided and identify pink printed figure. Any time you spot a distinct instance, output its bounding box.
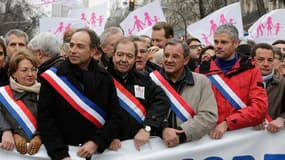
[54,21,64,35]
[256,22,265,38]
[80,13,86,21]
[153,16,159,24]
[209,20,217,36]
[64,23,72,33]
[98,15,103,27]
[265,16,273,35]
[201,33,211,46]
[133,15,145,32]
[143,12,154,26]
[274,22,283,35]
[90,12,97,27]
[219,14,227,25]
[128,28,133,35]
[228,18,236,25]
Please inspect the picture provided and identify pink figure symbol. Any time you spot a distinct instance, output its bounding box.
[128,28,133,35]
[256,22,265,38]
[153,16,159,24]
[209,20,217,36]
[90,12,96,27]
[54,21,64,35]
[81,13,86,21]
[64,23,71,33]
[133,15,145,32]
[219,14,227,25]
[265,16,273,36]
[229,18,236,25]
[98,16,103,27]
[274,22,283,35]
[144,12,153,26]
[201,33,211,46]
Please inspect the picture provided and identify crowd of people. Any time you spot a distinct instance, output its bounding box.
[0,21,284,160]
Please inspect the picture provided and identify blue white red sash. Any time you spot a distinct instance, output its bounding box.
[150,70,196,122]
[113,78,146,124]
[208,74,272,122]
[0,86,37,139]
[41,67,106,128]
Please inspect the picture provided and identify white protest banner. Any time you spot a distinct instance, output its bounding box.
[187,2,243,46]
[248,9,285,44]
[40,17,86,41]
[120,1,166,36]
[31,0,83,8]
[1,128,285,160]
[68,2,108,35]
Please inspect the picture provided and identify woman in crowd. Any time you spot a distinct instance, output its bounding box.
[0,49,41,155]
[0,38,8,86]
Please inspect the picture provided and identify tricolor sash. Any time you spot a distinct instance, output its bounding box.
[150,70,196,122]
[41,67,106,128]
[113,78,146,124]
[208,74,272,122]
[0,86,37,139]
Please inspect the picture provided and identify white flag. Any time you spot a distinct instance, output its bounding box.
[248,9,285,44]
[68,2,108,35]
[187,2,243,46]
[40,17,86,41]
[120,1,166,37]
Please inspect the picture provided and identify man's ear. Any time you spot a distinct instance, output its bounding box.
[184,55,190,65]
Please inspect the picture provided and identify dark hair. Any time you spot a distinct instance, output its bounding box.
[0,38,7,57]
[251,43,274,58]
[164,38,189,57]
[152,22,174,39]
[272,40,285,46]
[74,28,100,49]
[199,45,214,61]
[186,38,201,45]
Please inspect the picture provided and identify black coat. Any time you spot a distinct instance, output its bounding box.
[108,64,170,140]
[37,59,123,160]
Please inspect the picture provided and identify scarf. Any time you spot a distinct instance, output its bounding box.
[216,53,238,73]
[9,77,41,94]
[262,70,274,88]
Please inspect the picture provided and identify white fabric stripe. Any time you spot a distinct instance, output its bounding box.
[212,75,246,108]
[116,88,145,120]
[45,70,105,124]
[150,73,191,119]
[0,88,36,132]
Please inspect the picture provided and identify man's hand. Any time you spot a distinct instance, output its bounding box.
[267,117,284,133]
[27,135,42,155]
[77,141,98,158]
[209,121,228,139]
[134,128,150,151]
[0,130,15,151]
[255,121,266,130]
[108,138,121,151]
[14,133,27,154]
[162,127,184,147]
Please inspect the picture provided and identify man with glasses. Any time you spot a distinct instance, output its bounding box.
[272,40,285,55]
[186,38,203,71]
[252,43,285,133]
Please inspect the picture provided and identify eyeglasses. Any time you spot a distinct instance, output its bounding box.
[189,45,202,49]
[18,67,38,74]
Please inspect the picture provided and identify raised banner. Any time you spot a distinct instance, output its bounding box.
[40,17,86,41]
[68,2,108,35]
[1,128,284,159]
[248,9,285,44]
[187,2,243,46]
[120,1,166,36]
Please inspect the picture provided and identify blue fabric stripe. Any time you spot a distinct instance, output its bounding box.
[49,67,106,119]
[208,75,241,110]
[170,102,187,122]
[0,91,33,139]
[118,98,143,124]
